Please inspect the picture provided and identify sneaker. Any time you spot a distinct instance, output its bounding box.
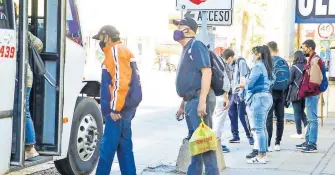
[246,149,258,159]
[268,146,273,152]
[296,142,308,149]
[246,156,267,164]
[290,133,304,139]
[274,144,281,151]
[25,147,39,160]
[302,145,318,153]
[222,145,230,153]
[229,137,240,143]
[248,137,254,145]
[265,156,270,162]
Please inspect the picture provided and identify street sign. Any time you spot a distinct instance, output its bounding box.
[296,0,335,23]
[318,24,334,39]
[182,10,232,26]
[176,0,232,11]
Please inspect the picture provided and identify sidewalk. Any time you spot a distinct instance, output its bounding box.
[142,117,335,175]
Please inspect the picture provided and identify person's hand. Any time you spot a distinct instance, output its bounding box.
[223,100,230,110]
[110,113,121,121]
[197,100,207,117]
[176,107,185,121]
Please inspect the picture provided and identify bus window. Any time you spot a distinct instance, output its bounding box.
[0,0,14,29]
[66,0,82,46]
[28,0,45,47]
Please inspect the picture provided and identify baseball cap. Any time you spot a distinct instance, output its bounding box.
[173,17,198,33]
[92,25,120,40]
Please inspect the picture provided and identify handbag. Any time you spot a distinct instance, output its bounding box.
[28,38,59,91]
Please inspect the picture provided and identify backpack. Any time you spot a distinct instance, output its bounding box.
[298,54,325,99]
[320,59,328,92]
[272,56,290,90]
[189,40,230,96]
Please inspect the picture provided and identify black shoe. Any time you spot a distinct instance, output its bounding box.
[246,149,258,159]
[229,137,240,143]
[248,137,254,145]
[302,145,318,153]
[296,142,308,149]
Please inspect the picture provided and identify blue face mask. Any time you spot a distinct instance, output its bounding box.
[173,30,185,41]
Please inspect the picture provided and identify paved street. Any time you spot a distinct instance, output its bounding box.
[8,70,335,175]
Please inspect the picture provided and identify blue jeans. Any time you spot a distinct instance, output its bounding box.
[26,87,36,145]
[185,90,219,175]
[247,93,272,154]
[305,95,320,146]
[96,108,137,175]
[228,94,251,139]
[292,100,308,134]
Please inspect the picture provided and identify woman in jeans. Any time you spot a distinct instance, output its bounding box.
[243,45,274,164]
[286,51,308,139]
[14,2,44,160]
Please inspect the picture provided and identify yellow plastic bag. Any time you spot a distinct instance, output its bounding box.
[189,118,217,156]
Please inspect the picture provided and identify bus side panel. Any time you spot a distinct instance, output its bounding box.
[0,29,16,174]
[54,38,86,160]
[0,118,13,174]
[0,29,16,112]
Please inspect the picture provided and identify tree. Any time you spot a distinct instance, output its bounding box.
[234,0,268,57]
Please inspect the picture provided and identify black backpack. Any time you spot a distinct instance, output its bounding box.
[189,40,229,96]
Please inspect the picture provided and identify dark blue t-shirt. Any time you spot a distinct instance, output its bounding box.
[176,39,211,97]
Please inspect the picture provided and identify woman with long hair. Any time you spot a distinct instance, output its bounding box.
[243,45,274,164]
[286,51,308,139]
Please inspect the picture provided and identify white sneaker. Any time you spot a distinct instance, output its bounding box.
[274,144,281,151]
[268,146,273,152]
[290,133,304,139]
[247,156,267,164]
[265,156,270,162]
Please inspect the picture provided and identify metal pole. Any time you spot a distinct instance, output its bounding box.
[197,11,208,46]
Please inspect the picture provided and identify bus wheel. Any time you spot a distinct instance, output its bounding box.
[55,98,103,175]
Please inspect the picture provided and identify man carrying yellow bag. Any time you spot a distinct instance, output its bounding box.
[173,17,219,175]
[189,117,218,156]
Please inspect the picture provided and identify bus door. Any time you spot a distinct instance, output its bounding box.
[28,0,65,155]
[0,0,23,170]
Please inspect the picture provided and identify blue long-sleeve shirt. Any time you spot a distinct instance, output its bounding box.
[246,60,275,104]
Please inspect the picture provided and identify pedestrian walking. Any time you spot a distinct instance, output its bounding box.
[173,17,219,175]
[266,41,290,152]
[297,39,328,153]
[286,51,308,139]
[93,25,142,175]
[244,45,274,164]
[224,49,254,145]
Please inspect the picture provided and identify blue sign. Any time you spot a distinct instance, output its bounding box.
[295,0,335,23]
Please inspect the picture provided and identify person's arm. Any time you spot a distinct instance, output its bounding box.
[193,41,212,101]
[192,41,212,117]
[246,65,261,90]
[236,60,248,89]
[223,92,230,110]
[199,67,212,102]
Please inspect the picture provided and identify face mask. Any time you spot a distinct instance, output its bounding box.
[99,40,106,50]
[301,49,310,57]
[173,30,185,41]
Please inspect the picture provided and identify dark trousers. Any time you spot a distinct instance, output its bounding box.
[292,100,308,134]
[266,90,285,146]
[228,94,251,139]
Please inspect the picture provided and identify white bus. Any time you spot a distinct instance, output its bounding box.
[0,0,103,174]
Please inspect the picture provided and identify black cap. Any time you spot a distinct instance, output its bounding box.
[173,17,198,33]
[92,25,120,40]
